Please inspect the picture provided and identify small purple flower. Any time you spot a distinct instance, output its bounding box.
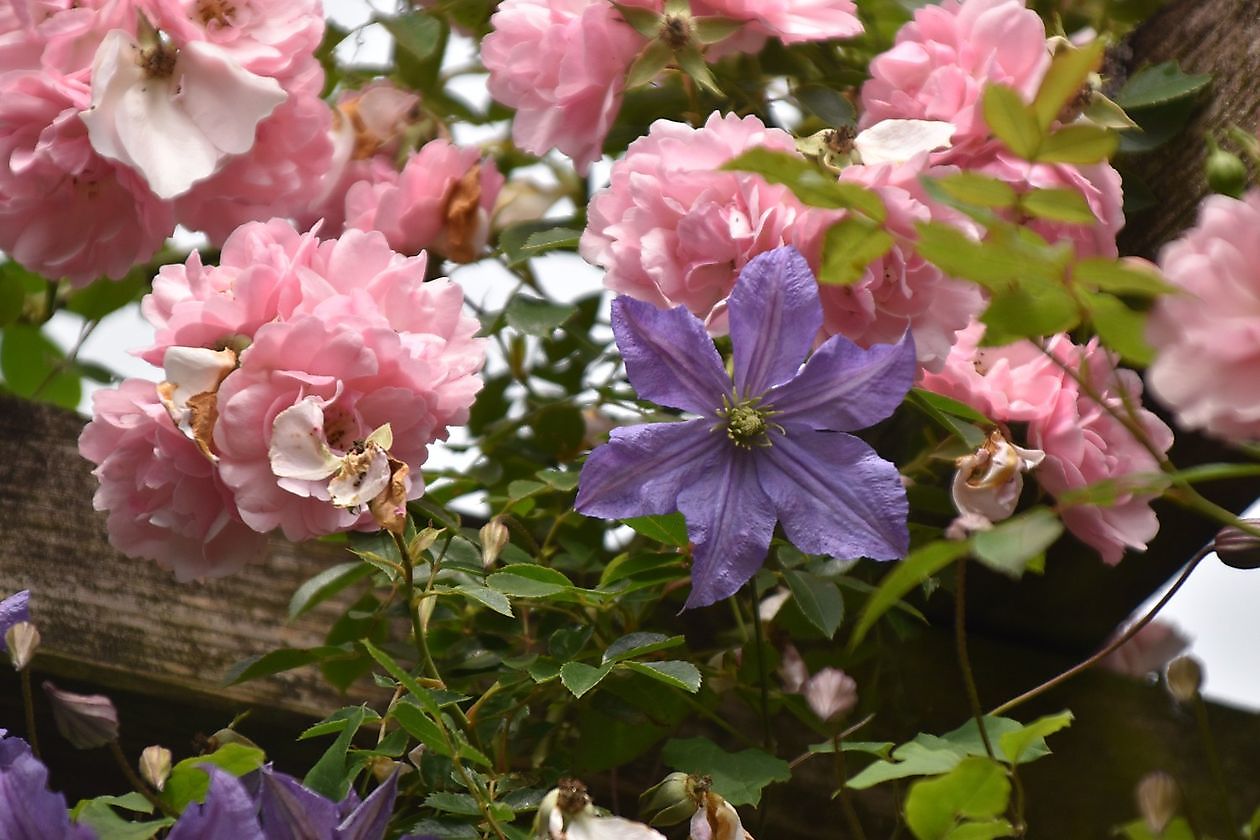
[0,590,31,653]
[0,730,97,839]
[577,247,914,609]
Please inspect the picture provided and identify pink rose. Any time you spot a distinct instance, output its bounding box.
[78,378,267,581]
[344,138,505,262]
[483,0,647,174]
[859,0,1050,150]
[1147,189,1260,442]
[695,0,861,54]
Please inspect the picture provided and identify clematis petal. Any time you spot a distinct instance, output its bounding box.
[337,770,400,840]
[679,450,778,610]
[727,247,822,397]
[175,41,286,157]
[269,399,340,480]
[0,591,30,653]
[576,419,724,520]
[764,332,915,431]
[757,431,908,561]
[611,297,731,416]
[168,766,264,839]
[258,767,340,839]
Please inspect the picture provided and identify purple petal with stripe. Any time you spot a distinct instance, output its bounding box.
[258,767,339,840]
[337,770,398,840]
[678,449,778,609]
[757,431,908,561]
[728,247,821,397]
[576,419,725,520]
[764,332,915,432]
[611,296,731,416]
[168,767,264,840]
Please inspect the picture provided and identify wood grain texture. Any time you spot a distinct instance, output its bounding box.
[1118,0,1260,257]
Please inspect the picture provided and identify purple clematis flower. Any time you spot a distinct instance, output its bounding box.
[576,247,914,609]
[0,730,97,839]
[0,590,31,653]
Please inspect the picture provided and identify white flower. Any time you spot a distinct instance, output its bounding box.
[947,429,1045,538]
[853,119,955,165]
[157,345,237,460]
[537,781,666,840]
[268,399,395,510]
[81,28,286,199]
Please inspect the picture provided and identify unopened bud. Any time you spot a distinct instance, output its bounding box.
[139,745,172,791]
[407,742,427,769]
[1136,771,1180,833]
[1206,137,1249,198]
[6,621,39,670]
[640,772,698,826]
[1214,519,1260,569]
[367,755,402,783]
[480,518,510,569]
[1165,656,1203,703]
[43,681,119,748]
[803,667,858,723]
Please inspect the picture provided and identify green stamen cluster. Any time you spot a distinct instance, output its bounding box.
[718,395,780,448]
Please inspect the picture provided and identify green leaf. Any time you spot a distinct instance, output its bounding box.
[72,796,173,840]
[783,569,845,638]
[997,710,1073,765]
[425,791,483,816]
[520,227,582,258]
[622,660,702,693]
[1031,41,1105,130]
[65,271,147,321]
[971,508,1063,579]
[0,271,27,327]
[375,11,443,61]
[392,700,450,754]
[904,757,1011,840]
[850,541,970,649]
[906,389,988,450]
[980,280,1079,344]
[626,39,673,89]
[224,645,352,685]
[945,819,1015,840]
[913,222,1063,291]
[1035,124,1118,164]
[691,15,743,44]
[602,632,685,664]
[928,174,1018,209]
[662,737,791,806]
[909,389,989,424]
[722,149,886,219]
[1117,817,1196,840]
[162,743,265,813]
[488,565,573,598]
[623,513,689,546]
[288,561,373,620]
[559,661,613,698]
[819,216,896,286]
[1081,291,1154,366]
[361,639,441,715]
[795,84,856,126]
[1114,62,1211,110]
[303,705,366,800]
[454,584,513,617]
[504,293,575,336]
[846,741,965,789]
[1019,188,1098,224]
[981,85,1042,159]
[1,323,80,409]
[1073,258,1174,296]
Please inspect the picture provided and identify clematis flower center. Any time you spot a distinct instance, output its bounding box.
[718,396,779,448]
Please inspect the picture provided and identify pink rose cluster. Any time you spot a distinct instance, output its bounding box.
[482,0,863,173]
[922,323,1174,564]
[80,220,485,581]
[1146,189,1260,442]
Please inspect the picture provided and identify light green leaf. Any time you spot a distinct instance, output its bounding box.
[1019,188,1098,224]
[981,85,1041,159]
[623,513,689,546]
[980,280,1079,344]
[162,743,266,813]
[1074,258,1174,296]
[905,757,1011,840]
[819,216,896,286]
[846,742,965,790]
[559,661,613,698]
[626,40,673,89]
[1081,290,1154,366]
[1116,817,1196,840]
[945,818,1016,840]
[622,659,702,693]
[662,737,791,806]
[998,710,1073,765]
[928,173,1018,209]
[1035,124,1118,164]
[455,584,514,617]
[691,15,743,44]
[1032,41,1105,129]
[1114,62,1211,110]
[850,541,969,649]
[783,569,845,638]
[722,149,885,219]
[971,507,1063,579]
[65,271,147,321]
[392,700,449,754]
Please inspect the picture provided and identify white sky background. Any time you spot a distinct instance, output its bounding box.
[38,0,1260,711]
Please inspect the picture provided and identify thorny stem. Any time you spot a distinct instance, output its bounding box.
[954,555,994,758]
[989,542,1213,716]
[832,733,869,840]
[110,740,175,818]
[20,667,38,759]
[1193,693,1240,836]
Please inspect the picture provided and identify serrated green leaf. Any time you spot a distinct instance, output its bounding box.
[393,700,450,754]
[288,562,373,620]
[623,513,689,546]
[504,294,575,336]
[602,632,685,664]
[454,583,513,616]
[303,705,366,800]
[162,743,265,814]
[982,85,1042,159]
[521,227,582,257]
[850,541,969,649]
[376,11,442,61]
[980,280,1079,344]
[1032,41,1105,130]
[1019,188,1098,224]
[488,565,572,598]
[905,757,1011,840]
[1115,62,1211,110]
[425,791,482,816]
[361,639,441,715]
[1035,124,1118,164]
[971,508,1063,579]
[662,738,791,806]
[622,659,701,693]
[783,570,845,638]
[998,710,1073,765]
[819,216,895,286]
[559,661,613,698]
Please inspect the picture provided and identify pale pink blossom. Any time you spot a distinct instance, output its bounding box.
[1100,620,1189,678]
[695,0,861,50]
[174,92,334,243]
[580,112,811,324]
[0,71,173,285]
[859,0,1050,149]
[81,29,286,199]
[1147,190,1260,442]
[78,377,267,581]
[344,138,505,261]
[482,0,647,174]
[803,667,858,722]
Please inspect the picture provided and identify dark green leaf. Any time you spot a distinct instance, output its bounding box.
[1114,62,1211,110]
[393,700,450,754]
[288,562,373,620]
[504,294,575,336]
[783,570,845,638]
[303,705,366,800]
[488,565,573,598]
[454,584,513,617]
[65,271,147,321]
[662,737,791,806]
[971,508,1063,579]
[623,513,689,546]
[1,323,80,409]
[850,541,969,649]
[559,661,612,698]
[376,11,443,61]
[424,792,482,816]
[621,660,701,693]
[795,84,856,126]
[602,632,685,664]
[224,645,352,685]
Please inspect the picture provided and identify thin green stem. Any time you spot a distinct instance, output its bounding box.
[832,733,869,840]
[1193,694,1240,836]
[394,530,441,683]
[990,542,1213,716]
[954,556,994,758]
[20,668,38,759]
[748,590,772,751]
